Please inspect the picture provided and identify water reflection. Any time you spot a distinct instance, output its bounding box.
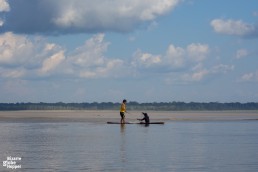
[120,123,126,134]
[1,121,258,171]
[120,123,127,166]
[144,123,149,127]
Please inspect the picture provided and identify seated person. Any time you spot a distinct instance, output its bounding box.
[137,112,150,124]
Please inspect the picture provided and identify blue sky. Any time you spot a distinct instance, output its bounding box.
[0,0,258,103]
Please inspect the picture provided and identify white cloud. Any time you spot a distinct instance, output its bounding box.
[241,73,253,81]
[0,32,226,84]
[130,43,212,82]
[0,18,4,26]
[165,44,185,68]
[240,71,258,82]
[0,32,66,78]
[187,43,209,62]
[0,32,39,66]
[68,34,126,78]
[0,33,127,79]
[131,43,210,74]
[182,66,205,82]
[132,50,161,68]
[70,34,108,67]
[210,64,234,74]
[80,59,124,78]
[39,51,65,75]
[165,43,209,68]
[180,64,234,82]
[138,0,179,20]
[0,32,64,69]
[235,49,249,59]
[182,69,209,81]
[0,0,10,12]
[2,0,180,34]
[0,32,27,64]
[210,19,257,37]
[44,43,60,52]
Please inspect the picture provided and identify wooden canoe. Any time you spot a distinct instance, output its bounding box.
[107,122,164,124]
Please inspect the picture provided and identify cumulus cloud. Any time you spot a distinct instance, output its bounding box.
[240,71,258,82]
[1,32,230,84]
[0,32,50,67]
[1,0,180,34]
[0,0,10,12]
[182,69,209,82]
[165,43,209,68]
[70,34,109,68]
[165,45,185,68]
[187,43,209,62]
[0,32,68,79]
[210,64,234,74]
[132,43,210,73]
[210,19,258,37]
[39,51,65,75]
[181,64,234,82]
[79,59,124,78]
[68,34,125,78]
[0,33,128,79]
[132,50,161,68]
[130,43,211,81]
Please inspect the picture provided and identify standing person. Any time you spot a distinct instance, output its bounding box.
[137,112,150,124]
[120,99,127,124]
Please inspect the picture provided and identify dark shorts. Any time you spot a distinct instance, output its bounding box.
[120,112,125,119]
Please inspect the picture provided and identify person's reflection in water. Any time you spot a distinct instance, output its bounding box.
[120,123,127,164]
[120,123,126,134]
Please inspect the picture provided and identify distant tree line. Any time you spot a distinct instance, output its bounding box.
[0,102,258,111]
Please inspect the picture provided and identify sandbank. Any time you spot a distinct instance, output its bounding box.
[0,110,258,123]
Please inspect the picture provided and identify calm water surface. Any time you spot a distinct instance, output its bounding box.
[0,120,258,171]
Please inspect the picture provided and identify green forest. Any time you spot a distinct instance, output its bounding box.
[0,102,258,111]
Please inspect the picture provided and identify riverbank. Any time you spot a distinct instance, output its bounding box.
[0,110,258,123]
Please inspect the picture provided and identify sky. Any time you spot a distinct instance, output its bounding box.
[0,0,258,103]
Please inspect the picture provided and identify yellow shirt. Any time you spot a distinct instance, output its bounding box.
[120,103,126,113]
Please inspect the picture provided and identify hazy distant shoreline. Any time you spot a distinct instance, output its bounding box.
[1,102,258,111]
[0,110,258,122]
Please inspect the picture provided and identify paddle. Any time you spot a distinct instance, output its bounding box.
[126,111,141,122]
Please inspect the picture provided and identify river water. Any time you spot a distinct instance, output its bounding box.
[0,120,258,171]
